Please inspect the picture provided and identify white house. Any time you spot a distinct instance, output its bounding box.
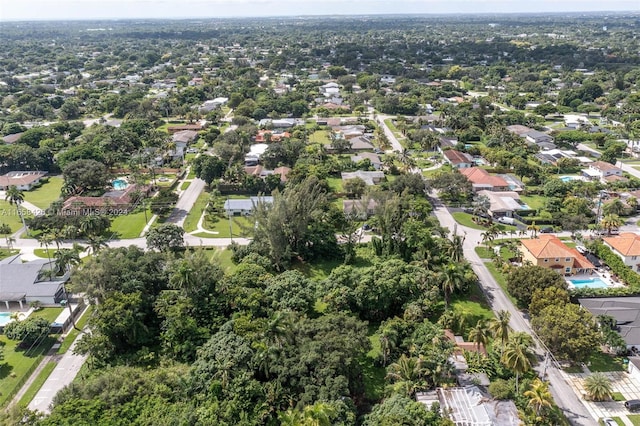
[584,161,623,182]
[0,171,47,191]
[443,150,474,169]
[223,196,274,216]
[603,233,640,272]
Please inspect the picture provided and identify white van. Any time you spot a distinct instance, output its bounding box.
[497,217,515,225]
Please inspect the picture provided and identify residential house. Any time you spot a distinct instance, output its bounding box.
[351,152,382,170]
[349,136,375,151]
[199,97,228,112]
[535,149,592,166]
[579,297,640,350]
[341,171,385,186]
[254,130,291,143]
[0,255,69,309]
[61,184,149,216]
[583,161,623,183]
[438,136,458,153]
[603,233,640,272]
[523,130,555,150]
[0,171,47,191]
[258,118,303,129]
[223,196,274,216]
[443,150,474,169]
[343,199,378,218]
[167,122,207,133]
[460,168,509,192]
[436,386,519,426]
[520,235,595,276]
[477,190,528,219]
[172,130,199,146]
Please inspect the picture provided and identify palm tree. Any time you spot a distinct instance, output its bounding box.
[600,214,623,236]
[386,354,425,397]
[584,372,613,401]
[5,185,26,232]
[524,378,553,416]
[467,319,489,353]
[438,263,466,308]
[380,325,399,367]
[85,235,108,255]
[603,198,627,216]
[302,402,336,426]
[501,332,536,392]
[54,248,81,275]
[627,196,638,212]
[0,223,12,248]
[527,221,540,238]
[37,231,55,273]
[489,310,511,346]
[446,226,465,263]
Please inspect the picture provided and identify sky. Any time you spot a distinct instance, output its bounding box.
[0,0,638,21]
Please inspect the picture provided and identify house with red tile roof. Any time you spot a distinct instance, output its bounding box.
[520,235,594,276]
[61,184,150,216]
[0,171,47,191]
[460,167,509,192]
[603,233,640,272]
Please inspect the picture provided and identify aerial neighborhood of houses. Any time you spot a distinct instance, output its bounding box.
[2,13,640,426]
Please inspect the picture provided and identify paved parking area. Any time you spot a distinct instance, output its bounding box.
[562,367,640,426]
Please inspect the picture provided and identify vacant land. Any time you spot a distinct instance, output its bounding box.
[23,176,63,209]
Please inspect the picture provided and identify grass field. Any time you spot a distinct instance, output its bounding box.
[31,308,65,323]
[180,181,191,191]
[0,249,19,260]
[475,246,494,259]
[485,262,518,306]
[587,352,626,372]
[23,176,63,209]
[198,215,253,238]
[451,212,489,230]
[519,194,547,211]
[183,191,209,233]
[17,361,57,407]
[309,130,331,145]
[109,208,151,239]
[327,177,344,193]
[628,415,640,426]
[0,200,34,233]
[0,334,57,407]
[200,248,236,273]
[33,248,56,259]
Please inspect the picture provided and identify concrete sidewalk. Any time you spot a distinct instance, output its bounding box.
[28,336,87,414]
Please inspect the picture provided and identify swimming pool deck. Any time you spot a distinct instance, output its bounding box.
[567,272,625,290]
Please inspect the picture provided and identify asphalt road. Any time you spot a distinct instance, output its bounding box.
[166,177,206,227]
[376,114,404,153]
[431,197,596,426]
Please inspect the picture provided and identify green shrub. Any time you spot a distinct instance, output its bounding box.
[488,379,514,400]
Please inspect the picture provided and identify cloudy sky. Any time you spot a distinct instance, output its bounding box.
[0,0,638,21]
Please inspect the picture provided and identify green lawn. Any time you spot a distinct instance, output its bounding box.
[196,248,237,273]
[0,249,19,260]
[361,328,387,402]
[587,352,626,372]
[0,200,34,233]
[485,262,518,306]
[0,335,57,407]
[475,246,494,259]
[451,282,494,335]
[612,391,626,402]
[30,308,64,323]
[33,248,56,259]
[109,208,151,239]
[327,177,344,193]
[309,130,331,145]
[183,191,209,233]
[452,212,488,230]
[17,361,57,407]
[519,195,547,211]
[198,215,253,238]
[23,176,63,209]
[628,415,640,426]
[180,181,191,191]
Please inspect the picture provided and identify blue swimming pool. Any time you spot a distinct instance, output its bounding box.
[568,278,608,289]
[112,179,128,190]
[560,176,580,183]
[0,312,12,326]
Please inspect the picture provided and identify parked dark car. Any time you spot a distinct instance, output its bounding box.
[625,400,640,412]
[540,227,554,233]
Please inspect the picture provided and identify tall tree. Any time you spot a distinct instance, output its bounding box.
[489,310,511,346]
[500,332,535,392]
[524,378,553,416]
[467,319,489,353]
[5,185,26,232]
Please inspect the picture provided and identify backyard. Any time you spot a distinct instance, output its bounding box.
[0,307,63,407]
[109,207,152,239]
[23,176,64,210]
